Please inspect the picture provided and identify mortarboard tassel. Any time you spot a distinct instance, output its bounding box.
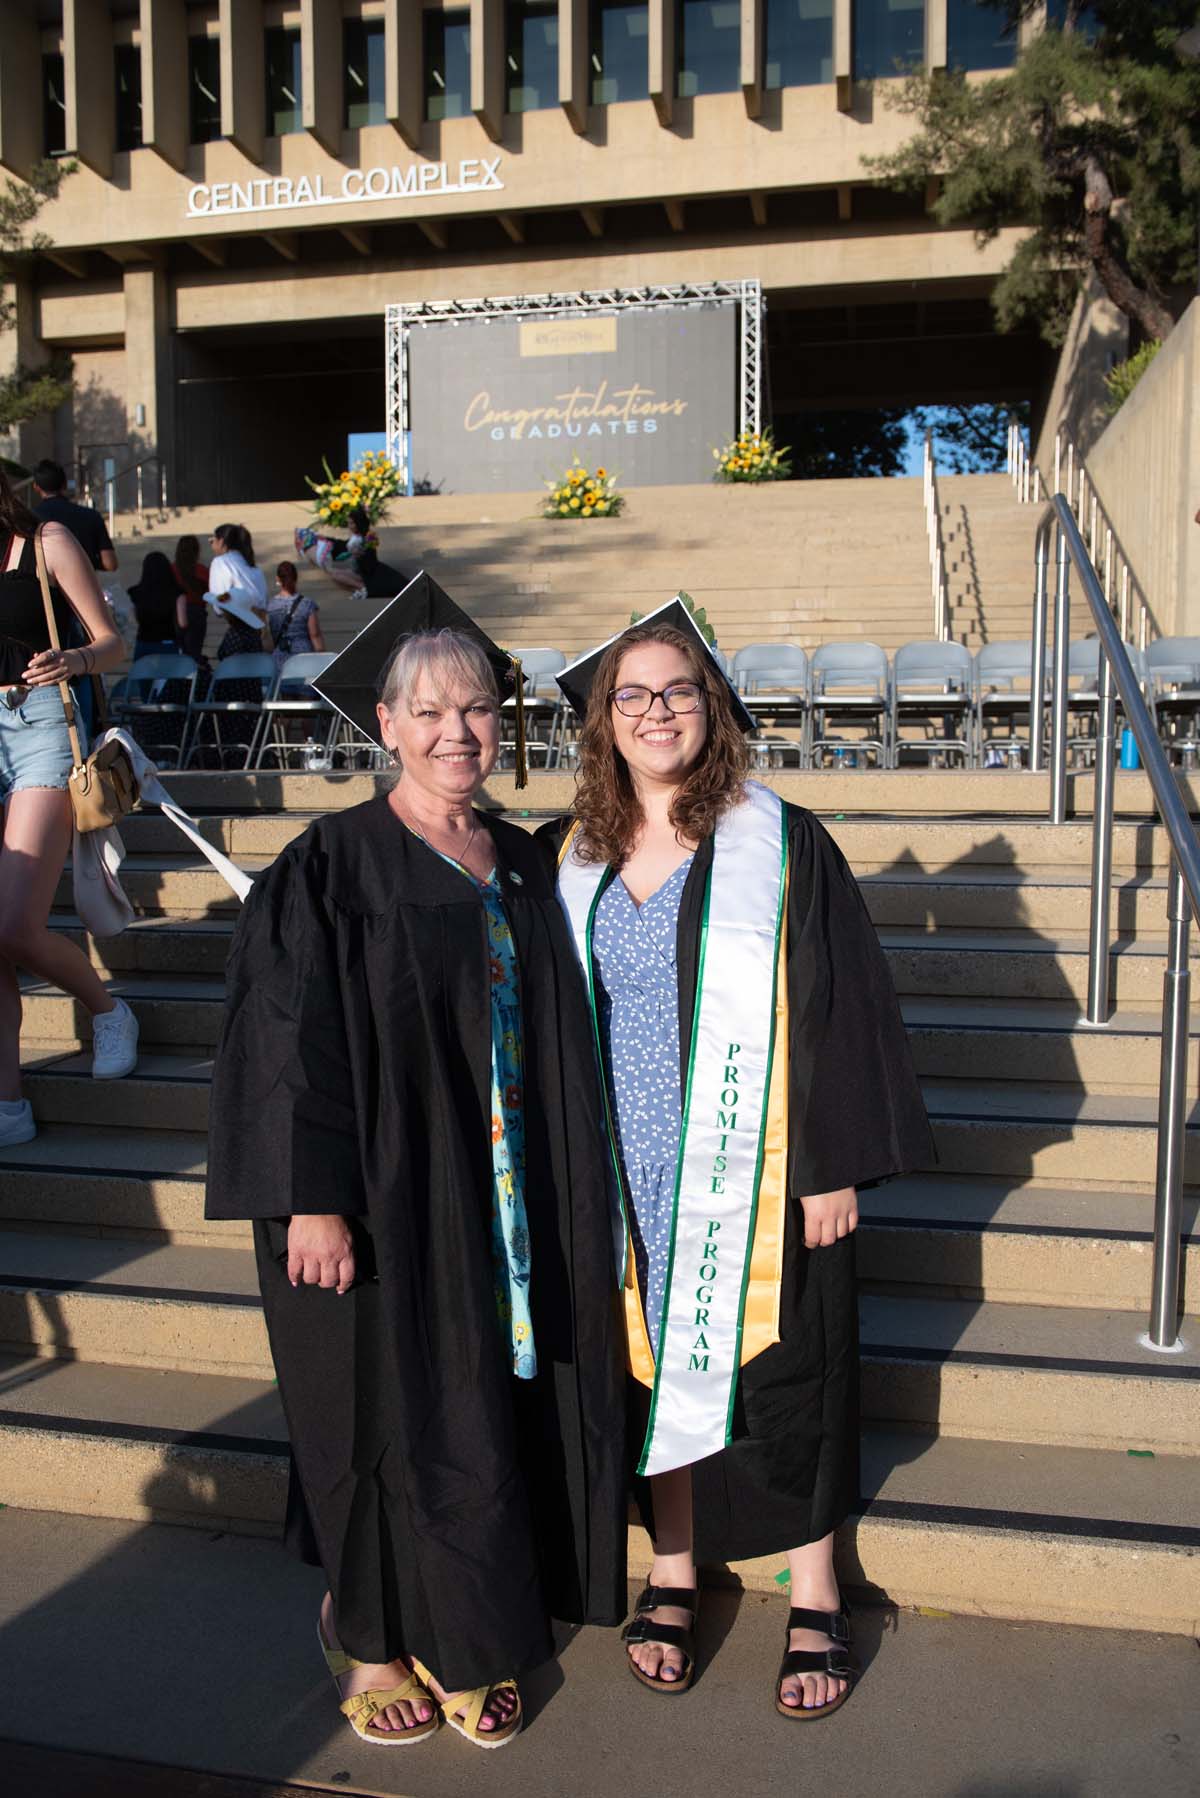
[510,656,528,790]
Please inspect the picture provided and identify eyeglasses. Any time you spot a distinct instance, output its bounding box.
[609,682,705,718]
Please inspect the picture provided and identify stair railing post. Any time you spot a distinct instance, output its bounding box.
[1146,857,1189,1351]
[1030,524,1049,773]
[1085,644,1116,1024]
[1049,521,1070,822]
[1054,431,1061,496]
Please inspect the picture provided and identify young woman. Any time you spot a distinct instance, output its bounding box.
[128,550,183,660]
[207,523,268,704]
[542,606,932,1720]
[171,533,209,663]
[294,506,407,602]
[266,560,325,670]
[0,470,139,1148]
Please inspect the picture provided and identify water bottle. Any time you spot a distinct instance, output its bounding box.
[1119,728,1140,770]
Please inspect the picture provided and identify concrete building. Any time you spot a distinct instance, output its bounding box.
[0,1,1060,503]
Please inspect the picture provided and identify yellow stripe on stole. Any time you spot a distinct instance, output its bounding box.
[740,867,789,1363]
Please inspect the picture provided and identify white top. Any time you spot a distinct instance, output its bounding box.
[207,551,267,606]
[205,551,268,629]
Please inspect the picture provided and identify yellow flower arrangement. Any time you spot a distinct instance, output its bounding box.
[306,448,401,528]
[543,458,625,520]
[712,427,791,485]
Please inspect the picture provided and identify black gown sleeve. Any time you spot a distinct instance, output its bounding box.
[784,806,934,1196]
[205,839,367,1221]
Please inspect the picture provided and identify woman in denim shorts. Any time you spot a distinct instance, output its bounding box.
[0,468,140,1150]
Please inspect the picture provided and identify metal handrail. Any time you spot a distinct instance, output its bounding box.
[1008,425,1158,651]
[922,431,950,641]
[81,451,168,534]
[1038,496,1197,1352]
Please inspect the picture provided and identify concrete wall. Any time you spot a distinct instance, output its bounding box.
[1033,278,1128,479]
[1086,300,1200,639]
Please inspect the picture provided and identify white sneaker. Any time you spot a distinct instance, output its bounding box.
[0,1100,36,1148]
[92,997,139,1080]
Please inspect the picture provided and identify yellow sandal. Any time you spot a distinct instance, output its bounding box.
[411,1657,523,1750]
[317,1619,439,1748]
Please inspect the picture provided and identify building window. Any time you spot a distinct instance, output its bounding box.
[265,27,303,136]
[764,0,833,87]
[425,9,471,120]
[43,54,67,156]
[114,44,143,152]
[189,37,222,143]
[853,0,924,80]
[677,0,740,97]
[506,1,558,112]
[590,0,649,104]
[946,1,1016,70]
[345,19,387,127]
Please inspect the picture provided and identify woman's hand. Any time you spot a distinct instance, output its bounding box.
[22,645,90,687]
[799,1187,858,1249]
[287,1214,356,1293]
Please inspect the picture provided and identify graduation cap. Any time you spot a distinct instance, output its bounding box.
[311,570,528,786]
[556,595,756,733]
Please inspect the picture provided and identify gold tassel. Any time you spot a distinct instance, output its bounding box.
[510,656,528,790]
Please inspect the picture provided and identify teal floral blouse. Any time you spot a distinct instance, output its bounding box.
[431,848,536,1380]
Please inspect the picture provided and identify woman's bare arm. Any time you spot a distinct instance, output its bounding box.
[307,608,326,651]
[22,522,123,683]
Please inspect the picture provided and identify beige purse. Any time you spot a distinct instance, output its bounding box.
[34,528,139,833]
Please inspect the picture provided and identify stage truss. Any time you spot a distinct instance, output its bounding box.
[384,279,764,491]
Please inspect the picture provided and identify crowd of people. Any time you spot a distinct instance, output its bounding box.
[126,525,326,678]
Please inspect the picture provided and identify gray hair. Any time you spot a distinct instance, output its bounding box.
[378,628,499,715]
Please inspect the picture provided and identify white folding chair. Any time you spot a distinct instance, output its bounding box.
[732,643,810,767]
[891,640,974,768]
[109,653,198,769]
[810,642,891,768]
[1147,636,1200,764]
[181,653,276,769]
[509,647,567,769]
[973,641,1042,768]
[254,652,341,769]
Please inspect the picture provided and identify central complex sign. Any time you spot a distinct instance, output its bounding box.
[407,304,738,492]
[185,157,503,218]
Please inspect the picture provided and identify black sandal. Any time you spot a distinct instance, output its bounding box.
[623,1584,699,1693]
[775,1605,856,1720]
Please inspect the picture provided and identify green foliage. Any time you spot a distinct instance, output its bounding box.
[915,401,1031,473]
[1102,338,1162,413]
[863,4,1200,344]
[630,592,716,645]
[0,160,75,430]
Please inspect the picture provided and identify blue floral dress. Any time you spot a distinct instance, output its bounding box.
[432,849,536,1379]
[592,857,694,1356]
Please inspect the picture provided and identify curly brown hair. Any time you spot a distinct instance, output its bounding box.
[572,623,750,865]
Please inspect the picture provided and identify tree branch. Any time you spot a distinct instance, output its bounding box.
[1081,155,1175,341]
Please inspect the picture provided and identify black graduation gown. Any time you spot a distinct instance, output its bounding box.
[537,802,934,1564]
[205,796,627,1687]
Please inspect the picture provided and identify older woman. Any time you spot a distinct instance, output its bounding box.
[206,594,625,1750]
[542,600,932,1720]
[0,470,139,1151]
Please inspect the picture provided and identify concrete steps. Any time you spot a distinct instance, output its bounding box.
[4,755,1200,1637]
[111,471,1063,670]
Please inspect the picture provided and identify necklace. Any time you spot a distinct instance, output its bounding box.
[397,797,479,866]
